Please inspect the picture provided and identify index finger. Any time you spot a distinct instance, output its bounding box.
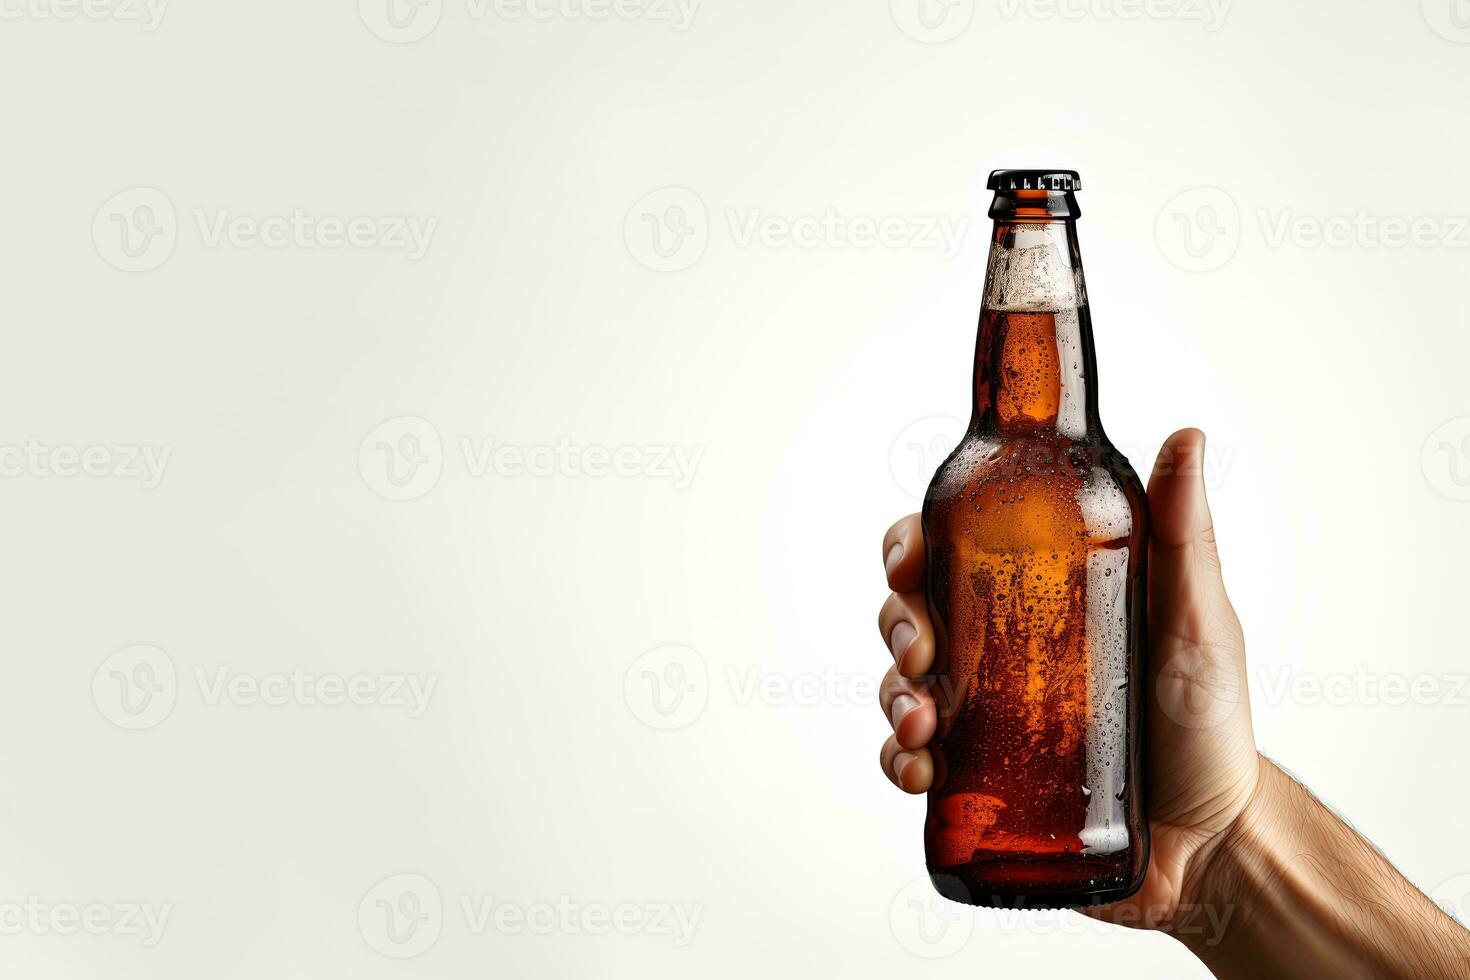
[881,514,926,593]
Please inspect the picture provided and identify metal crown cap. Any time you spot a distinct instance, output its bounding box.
[987,169,1082,192]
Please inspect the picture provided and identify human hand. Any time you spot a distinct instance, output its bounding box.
[876,428,1260,931]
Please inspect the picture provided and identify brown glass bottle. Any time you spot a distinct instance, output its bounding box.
[923,170,1149,909]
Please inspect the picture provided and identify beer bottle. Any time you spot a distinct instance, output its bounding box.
[923,170,1149,908]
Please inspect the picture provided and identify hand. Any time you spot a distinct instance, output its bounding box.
[876,428,1261,931]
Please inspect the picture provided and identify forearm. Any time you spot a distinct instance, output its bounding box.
[1179,756,1470,979]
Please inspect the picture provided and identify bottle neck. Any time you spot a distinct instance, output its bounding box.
[971,216,1101,441]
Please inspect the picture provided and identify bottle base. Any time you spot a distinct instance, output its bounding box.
[927,857,1144,910]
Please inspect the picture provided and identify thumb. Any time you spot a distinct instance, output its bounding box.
[1147,427,1231,617]
[1146,428,1250,733]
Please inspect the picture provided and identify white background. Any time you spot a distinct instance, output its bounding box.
[1,0,1468,976]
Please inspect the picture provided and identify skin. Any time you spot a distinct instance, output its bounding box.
[876,428,1470,977]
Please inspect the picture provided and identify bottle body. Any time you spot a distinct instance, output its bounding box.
[922,180,1149,908]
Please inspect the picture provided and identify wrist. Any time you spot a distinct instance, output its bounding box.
[1170,752,1279,966]
[1173,754,1470,979]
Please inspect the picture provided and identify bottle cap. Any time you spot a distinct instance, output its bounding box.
[987,169,1082,192]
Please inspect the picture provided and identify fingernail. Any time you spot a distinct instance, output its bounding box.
[890,693,919,729]
[884,543,904,576]
[888,621,917,664]
[894,752,916,785]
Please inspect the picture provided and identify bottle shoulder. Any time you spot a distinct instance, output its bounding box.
[923,434,1147,548]
[926,433,1143,490]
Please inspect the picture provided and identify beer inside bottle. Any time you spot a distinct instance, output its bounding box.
[923,170,1149,908]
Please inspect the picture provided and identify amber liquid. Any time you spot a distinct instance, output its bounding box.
[923,307,1148,908]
